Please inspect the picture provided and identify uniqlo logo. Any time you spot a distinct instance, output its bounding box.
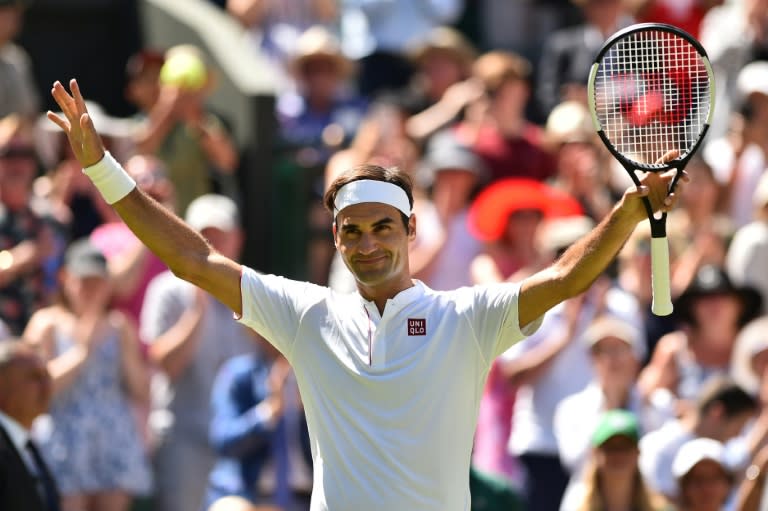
[407,318,426,336]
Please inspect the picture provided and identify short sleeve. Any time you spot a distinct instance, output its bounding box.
[237,266,328,357]
[462,283,544,362]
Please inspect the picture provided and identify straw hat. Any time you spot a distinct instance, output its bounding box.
[290,26,354,78]
[408,26,477,71]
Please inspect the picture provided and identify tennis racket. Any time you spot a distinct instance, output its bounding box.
[587,23,714,316]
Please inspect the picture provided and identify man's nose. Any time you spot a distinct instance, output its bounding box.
[357,232,378,253]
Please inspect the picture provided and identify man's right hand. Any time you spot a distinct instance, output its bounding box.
[48,79,106,168]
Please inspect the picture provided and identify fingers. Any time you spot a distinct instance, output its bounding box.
[46,111,70,133]
[655,149,680,165]
[51,81,77,121]
[70,79,89,115]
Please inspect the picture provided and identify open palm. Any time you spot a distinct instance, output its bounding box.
[47,79,106,168]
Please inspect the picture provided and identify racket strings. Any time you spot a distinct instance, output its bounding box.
[594,29,710,167]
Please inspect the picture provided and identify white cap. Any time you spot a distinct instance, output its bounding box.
[583,315,646,361]
[185,194,239,232]
[737,61,768,98]
[672,438,727,479]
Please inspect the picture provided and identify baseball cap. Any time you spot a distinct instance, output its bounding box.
[64,239,108,278]
[672,438,728,479]
[185,194,239,232]
[583,315,646,361]
[591,409,640,447]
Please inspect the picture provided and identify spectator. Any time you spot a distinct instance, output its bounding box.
[555,315,673,476]
[0,0,39,120]
[456,51,555,185]
[638,376,758,499]
[124,49,165,118]
[227,0,337,80]
[277,25,366,169]
[468,179,580,284]
[703,61,768,228]
[731,316,768,397]
[699,0,768,140]
[338,0,465,97]
[23,239,151,511]
[672,438,734,511]
[409,130,486,291]
[404,26,481,142]
[727,161,768,314]
[502,276,642,511]
[639,265,763,407]
[667,157,732,298]
[142,194,257,511]
[205,348,312,510]
[0,116,54,335]
[544,100,615,222]
[535,0,634,119]
[562,410,669,511]
[0,339,59,511]
[134,45,240,214]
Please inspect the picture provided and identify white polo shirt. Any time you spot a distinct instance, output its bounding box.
[237,267,540,511]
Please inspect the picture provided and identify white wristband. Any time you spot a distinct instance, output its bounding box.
[82,151,136,204]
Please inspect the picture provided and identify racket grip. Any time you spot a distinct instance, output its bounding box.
[650,236,674,316]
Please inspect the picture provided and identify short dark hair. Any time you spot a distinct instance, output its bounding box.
[323,164,414,229]
[696,376,758,417]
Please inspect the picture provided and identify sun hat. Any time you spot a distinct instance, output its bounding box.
[64,238,109,278]
[289,26,354,78]
[730,316,768,395]
[467,178,583,241]
[591,409,640,447]
[673,264,762,327]
[672,438,728,480]
[408,26,477,71]
[185,194,240,232]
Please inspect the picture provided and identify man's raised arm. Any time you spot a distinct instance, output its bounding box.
[48,79,243,315]
[518,153,687,328]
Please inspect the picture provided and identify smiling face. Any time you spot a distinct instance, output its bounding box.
[334,202,416,299]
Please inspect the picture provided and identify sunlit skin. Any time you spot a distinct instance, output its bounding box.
[333,202,416,312]
[679,460,732,511]
[0,346,52,429]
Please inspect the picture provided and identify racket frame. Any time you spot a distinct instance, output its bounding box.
[586,23,715,315]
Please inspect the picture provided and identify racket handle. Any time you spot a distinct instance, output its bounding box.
[650,236,674,316]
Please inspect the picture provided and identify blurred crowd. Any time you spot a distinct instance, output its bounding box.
[2,0,768,510]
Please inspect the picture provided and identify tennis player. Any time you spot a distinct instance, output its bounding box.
[48,79,686,511]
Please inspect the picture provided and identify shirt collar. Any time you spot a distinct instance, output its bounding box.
[0,409,30,452]
[358,280,427,312]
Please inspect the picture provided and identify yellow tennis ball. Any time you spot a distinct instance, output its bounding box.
[159,52,207,90]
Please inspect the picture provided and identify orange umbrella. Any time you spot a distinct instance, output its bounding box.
[468,178,583,241]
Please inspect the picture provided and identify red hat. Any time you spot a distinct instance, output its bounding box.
[468,178,583,241]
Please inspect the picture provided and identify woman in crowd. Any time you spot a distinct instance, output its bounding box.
[24,239,151,511]
[565,409,669,511]
[672,438,734,511]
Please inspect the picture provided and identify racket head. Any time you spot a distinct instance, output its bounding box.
[587,23,714,174]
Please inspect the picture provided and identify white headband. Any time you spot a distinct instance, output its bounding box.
[333,180,411,218]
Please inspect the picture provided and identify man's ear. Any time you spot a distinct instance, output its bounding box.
[332,222,338,248]
[408,214,417,241]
